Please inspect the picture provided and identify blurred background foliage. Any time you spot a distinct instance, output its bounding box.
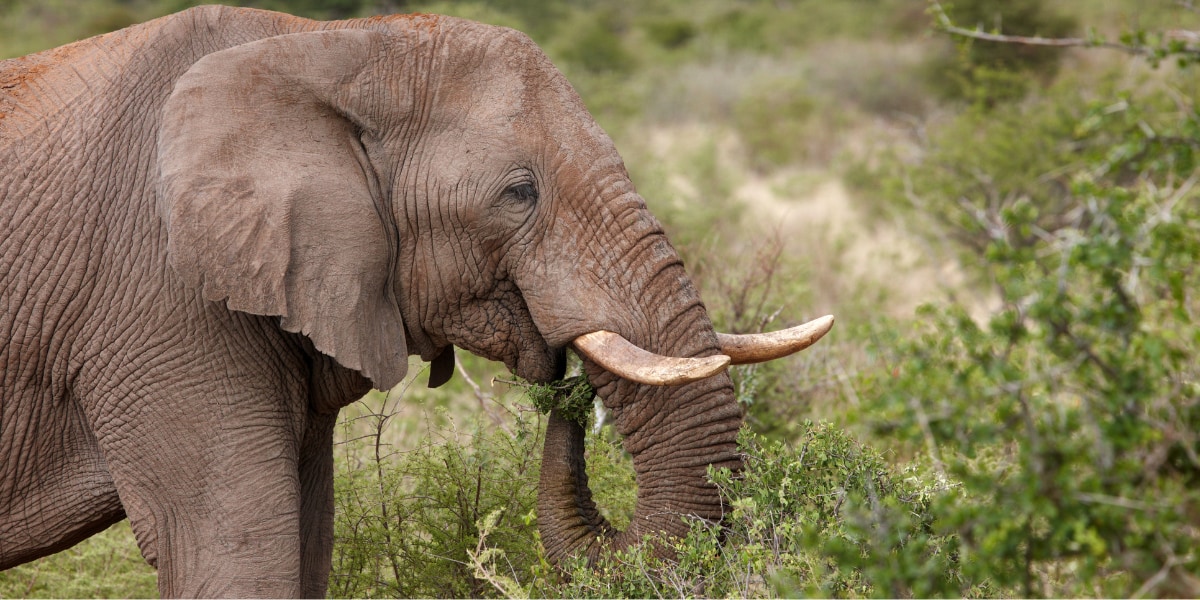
[3,0,1199,597]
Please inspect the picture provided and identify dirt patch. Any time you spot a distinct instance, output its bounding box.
[0,35,94,91]
[358,12,442,31]
[1,55,52,93]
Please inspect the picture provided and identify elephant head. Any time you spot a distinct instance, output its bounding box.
[155,15,832,564]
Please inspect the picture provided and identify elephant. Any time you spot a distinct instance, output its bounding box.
[0,6,833,597]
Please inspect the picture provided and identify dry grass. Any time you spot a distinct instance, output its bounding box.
[628,121,985,320]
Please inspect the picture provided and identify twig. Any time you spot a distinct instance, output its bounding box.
[908,395,946,478]
[928,0,1194,58]
[454,357,513,436]
[1075,492,1161,511]
[834,360,861,407]
[1130,554,1180,598]
[492,376,527,388]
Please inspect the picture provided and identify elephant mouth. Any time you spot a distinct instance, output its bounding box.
[510,343,565,383]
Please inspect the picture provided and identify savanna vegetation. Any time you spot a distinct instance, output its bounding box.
[2,0,1198,597]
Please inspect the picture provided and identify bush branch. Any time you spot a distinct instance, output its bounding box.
[928,0,1198,59]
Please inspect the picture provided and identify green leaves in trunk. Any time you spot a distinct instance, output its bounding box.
[527,375,596,429]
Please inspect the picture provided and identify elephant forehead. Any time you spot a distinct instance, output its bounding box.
[423,33,529,120]
[468,71,525,121]
[423,71,530,151]
[428,123,525,174]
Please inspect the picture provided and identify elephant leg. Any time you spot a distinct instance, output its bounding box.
[0,395,124,568]
[90,380,311,598]
[298,410,339,598]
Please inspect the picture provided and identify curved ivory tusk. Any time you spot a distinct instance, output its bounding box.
[717,314,835,365]
[572,331,732,386]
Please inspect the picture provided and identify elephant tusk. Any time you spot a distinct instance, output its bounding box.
[572,331,731,386]
[717,314,835,365]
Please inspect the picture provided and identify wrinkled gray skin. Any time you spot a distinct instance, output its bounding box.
[0,6,741,597]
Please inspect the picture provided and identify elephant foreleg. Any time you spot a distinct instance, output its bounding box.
[298,411,339,598]
[93,382,310,598]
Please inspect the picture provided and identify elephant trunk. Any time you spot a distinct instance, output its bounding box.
[537,374,743,563]
[537,409,614,561]
[535,247,743,564]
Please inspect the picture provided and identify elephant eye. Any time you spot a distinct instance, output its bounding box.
[507,182,539,203]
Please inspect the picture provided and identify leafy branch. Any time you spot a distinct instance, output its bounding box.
[929,0,1200,65]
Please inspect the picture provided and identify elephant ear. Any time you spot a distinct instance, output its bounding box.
[157,30,410,390]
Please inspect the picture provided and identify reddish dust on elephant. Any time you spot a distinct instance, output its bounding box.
[0,6,830,597]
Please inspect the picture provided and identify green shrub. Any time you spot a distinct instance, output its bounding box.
[852,56,1200,598]
[733,76,847,170]
[703,6,772,53]
[327,371,638,599]
[861,75,1127,271]
[642,16,696,50]
[327,365,963,599]
[696,0,927,55]
[551,9,637,76]
[329,403,546,598]
[807,39,932,118]
[468,423,963,598]
[926,0,1077,105]
[942,0,1076,72]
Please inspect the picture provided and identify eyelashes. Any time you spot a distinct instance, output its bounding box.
[506,182,539,203]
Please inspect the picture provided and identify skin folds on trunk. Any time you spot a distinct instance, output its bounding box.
[534,245,744,564]
[538,409,615,561]
[538,371,743,564]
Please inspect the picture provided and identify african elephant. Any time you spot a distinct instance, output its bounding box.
[0,6,832,597]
